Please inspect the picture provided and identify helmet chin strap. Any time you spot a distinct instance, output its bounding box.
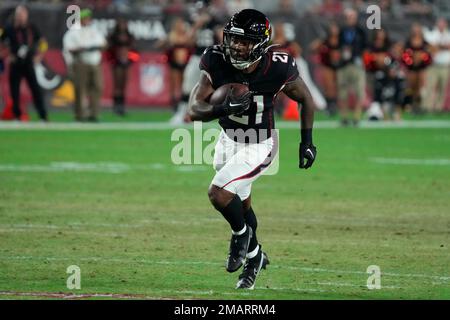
[227,42,264,70]
[231,42,278,69]
[224,34,270,70]
[230,55,262,70]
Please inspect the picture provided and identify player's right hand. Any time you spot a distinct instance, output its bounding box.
[220,88,253,116]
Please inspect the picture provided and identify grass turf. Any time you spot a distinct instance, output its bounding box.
[0,114,449,299]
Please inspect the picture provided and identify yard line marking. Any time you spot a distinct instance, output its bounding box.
[257,287,327,293]
[0,218,223,230]
[0,208,446,229]
[157,287,327,295]
[0,287,327,299]
[277,120,450,129]
[276,265,450,282]
[157,289,215,296]
[0,228,124,238]
[1,120,450,131]
[0,291,170,300]
[0,162,132,174]
[0,255,448,281]
[0,225,447,250]
[370,157,450,166]
[175,166,208,172]
[1,225,447,253]
[317,282,400,289]
[0,162,209,174]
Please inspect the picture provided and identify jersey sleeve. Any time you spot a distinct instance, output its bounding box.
[199,46,224,88]
[284,55,299,84]
[199,48,212,73]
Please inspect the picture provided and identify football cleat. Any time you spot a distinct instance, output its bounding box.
[226,225,253,273]
[236,250,269,289]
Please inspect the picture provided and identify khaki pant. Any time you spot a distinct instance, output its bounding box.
[337,63,366,102]
[422,64,450,112]
[70,62,102,120]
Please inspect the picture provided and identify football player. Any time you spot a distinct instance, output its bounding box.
[188,9,317,289]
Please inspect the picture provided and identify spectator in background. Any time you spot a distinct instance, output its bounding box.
[276,0,297,17]
[226,0,254,15]
[209,0,229,18]
[313,0,343,18]
[423,18,450,112]
[272,22,300,115]
[272,22,300,57]
[364,29,406,121]
[170,0,225,125]
[401,23,432,114]
[390,41,409,120]
[272,22,326,114]
[337,8,367,126]
[63,8,106,122]
[0,5,47,122]
[106,18,136,116]
[156,17,193,112]
[401,0,433,18]
[0,26,4,112]
[0,26,3,71]
[310,22,341,116]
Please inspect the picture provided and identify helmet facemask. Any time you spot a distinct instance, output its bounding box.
[223,31,269,70]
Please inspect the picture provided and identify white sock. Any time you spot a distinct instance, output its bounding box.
[232,224,247,236]
[246,245,260,259]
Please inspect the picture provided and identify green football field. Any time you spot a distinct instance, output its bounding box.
[0,110,449,300]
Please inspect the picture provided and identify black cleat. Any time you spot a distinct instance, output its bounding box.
[226,225,253,273]
[236,250,269,290]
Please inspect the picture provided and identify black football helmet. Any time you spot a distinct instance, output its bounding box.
[223,9,272,70]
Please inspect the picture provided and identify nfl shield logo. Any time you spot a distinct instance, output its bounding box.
[140,64,164,96]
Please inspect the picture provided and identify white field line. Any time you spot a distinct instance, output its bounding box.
[0,255,448,282]
[0,291,169,300]
[316,282,400,289]
[1,212,448,232]
[0,223,442,251]
[156,287,328,296]
[278,120,450,129]
[0,220,448,250]
[3,228,447,253]
[0,219,224,229]
[0,286,328,299]
[0,162,209,174]
[370,157,450,166]
[257,287,327,293]
[1,120,450,131]
[1,203,447,228]
[1,157,450,174]
[0,228,124,238]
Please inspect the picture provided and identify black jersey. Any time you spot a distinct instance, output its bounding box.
[200,45,299,140]
[1,23,41,62]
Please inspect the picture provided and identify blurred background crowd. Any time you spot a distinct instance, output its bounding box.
[0,0,449,125]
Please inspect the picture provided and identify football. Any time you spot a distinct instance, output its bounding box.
[208,83,250,106]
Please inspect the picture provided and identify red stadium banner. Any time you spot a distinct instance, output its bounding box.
[0,50,172,111]
[101,51,171,107]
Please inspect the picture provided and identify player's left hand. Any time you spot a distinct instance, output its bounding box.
[299,142,317,169]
